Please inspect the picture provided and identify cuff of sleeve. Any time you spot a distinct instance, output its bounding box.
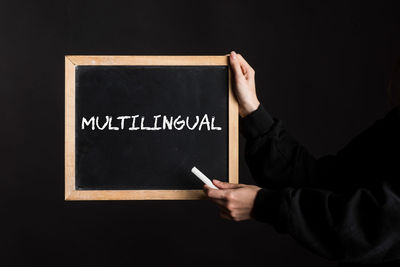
[251,188,284,224]
[240,104,274,139]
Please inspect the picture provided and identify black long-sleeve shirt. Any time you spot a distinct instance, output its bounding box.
[240,104,400,266]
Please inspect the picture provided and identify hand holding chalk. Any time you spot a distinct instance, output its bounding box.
[191,166,219,190]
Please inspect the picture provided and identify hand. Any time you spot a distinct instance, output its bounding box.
[229,51,260,117]
[203,179,261,221]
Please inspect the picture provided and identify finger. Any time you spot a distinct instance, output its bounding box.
[203,184,210,194]
[240,63,247,76]
[213,199,229,211]
[204,187,226,200]
[237,54,255,79]
[213,179,242,189]
[217,206,230,214]
[203,184,216,197]
[211,197,226,205]
[203,185,215,197]
[208,197,230,213]
[229,51,245,79]
[220,212,232,220]
[237,54,253,73]
[210,200,230,214]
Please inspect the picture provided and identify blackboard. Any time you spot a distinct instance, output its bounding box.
[65,56,238,200]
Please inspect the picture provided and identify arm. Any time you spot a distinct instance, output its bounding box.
[241,104,321,189]
[204,178,400,263]
[232,52,400,191]
[251,183,400,263]
[230,51,324,189]
[206,52,400,263]
[242,103,400,191]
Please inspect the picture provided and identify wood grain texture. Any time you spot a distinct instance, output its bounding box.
[64,55,238,200]
[66,190,206,200]
[65,56,76,200]
[66,55,228,66]
[228,63,239,184]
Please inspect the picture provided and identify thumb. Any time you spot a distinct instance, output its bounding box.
[213,179,241,189]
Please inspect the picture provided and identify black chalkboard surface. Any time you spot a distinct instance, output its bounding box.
[65,56,238,200]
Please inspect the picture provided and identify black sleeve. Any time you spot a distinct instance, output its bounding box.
[241,104,400,191]
[241,104,322,189]
[243,105,400,263]
[251,183,400,263]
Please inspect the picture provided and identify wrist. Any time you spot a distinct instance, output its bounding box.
[240,100,260,118]
[240,104,274,140]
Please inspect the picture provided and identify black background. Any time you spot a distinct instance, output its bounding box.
[75,66,228,190]
[1,1,400,266]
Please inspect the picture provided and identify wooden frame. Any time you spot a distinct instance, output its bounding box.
[65,55,238,200]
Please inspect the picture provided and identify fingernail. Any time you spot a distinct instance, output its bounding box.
[231,51,236,60]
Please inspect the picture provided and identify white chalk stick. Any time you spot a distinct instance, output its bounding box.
[191,166,219,190]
